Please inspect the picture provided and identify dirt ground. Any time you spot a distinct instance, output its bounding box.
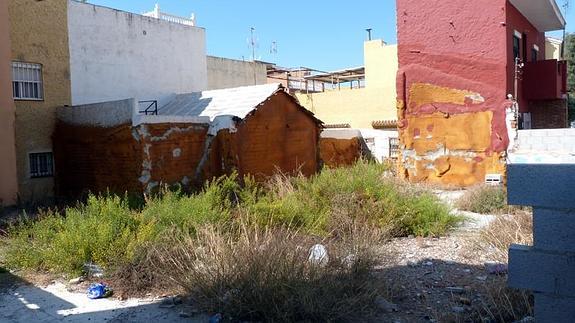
[0,191,528,323]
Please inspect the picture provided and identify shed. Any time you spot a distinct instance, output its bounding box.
[54,84,323,196]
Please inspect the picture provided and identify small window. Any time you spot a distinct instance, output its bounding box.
[29,152,54,178]
[513,35,521,61]
[12,62,43,100]
[531,48,538,62]
[389,137,400,158]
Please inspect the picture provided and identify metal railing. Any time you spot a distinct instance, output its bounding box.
[138,100,158,115]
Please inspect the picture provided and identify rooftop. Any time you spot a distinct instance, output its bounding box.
[509,0,566,32]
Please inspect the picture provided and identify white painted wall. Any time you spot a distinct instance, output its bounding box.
[68,0,208,105]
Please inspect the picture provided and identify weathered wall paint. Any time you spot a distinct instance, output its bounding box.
[207,56,267,90]
[9,0,72,202]
[54,91,321,196]
[234,92,321,179]
[54,123,143,197]
[320,137,363,168]
[68,0,207,105]
[396,0,510,186]
[138,123,209,192]
[0,1,18,206]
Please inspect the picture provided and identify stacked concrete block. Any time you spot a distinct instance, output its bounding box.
[508,164,575,323]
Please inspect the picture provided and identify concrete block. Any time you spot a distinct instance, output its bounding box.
[535,293,575,323]
[507,164,575,208]
[508,244,575,296]
[534,208,575,253]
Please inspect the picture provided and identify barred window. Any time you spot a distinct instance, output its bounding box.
[12,62,43,100]
[29,152,54,178]
[389,137,400,158]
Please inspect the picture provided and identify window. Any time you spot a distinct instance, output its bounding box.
[531,48,538,62]
[513,35,521,61]
[12,62,43,100]
[389,137,400,158]
[29,152,54,178]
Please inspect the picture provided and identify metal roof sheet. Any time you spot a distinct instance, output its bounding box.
[157,83,284,121]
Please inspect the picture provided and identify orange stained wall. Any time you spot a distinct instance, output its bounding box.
[0,1,18,206]
[53,123,143,197]
[396,0,510,187]
[234,92,321,179]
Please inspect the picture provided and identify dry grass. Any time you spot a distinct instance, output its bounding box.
[480,212,533,263]
[472,278,533,322]
[150,223,385,322]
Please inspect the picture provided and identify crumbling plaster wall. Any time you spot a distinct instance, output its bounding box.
[396,0,510,187]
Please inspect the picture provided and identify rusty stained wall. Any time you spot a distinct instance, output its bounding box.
[53,123,142,197]
[396,0,511,187]
[137,123,209,192]
[319,138,363,168]
[54,92,321,196]
[206,92,321,181]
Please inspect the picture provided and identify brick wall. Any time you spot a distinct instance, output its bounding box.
[139,123,209,192]
[529,99,568,129]
[54,122,143,197]
[509,128,575,164]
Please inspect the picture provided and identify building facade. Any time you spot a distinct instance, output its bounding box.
[396,0,566,186]
[0,1,18,206]
[5,0,210,203]
[68,0,208,105]
[8,0,72,203]
[207,56,267,90]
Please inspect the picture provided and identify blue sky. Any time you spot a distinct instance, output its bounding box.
[86,1,572,72]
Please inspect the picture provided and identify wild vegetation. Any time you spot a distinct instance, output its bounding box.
[0,161,463,320]
[454,184,524,215]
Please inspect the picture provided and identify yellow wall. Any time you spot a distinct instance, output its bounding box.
[545,38,562,60]
[364,41,397,89]
[8,0,71,203]
[295,40,398,129]
[296,87,396,129]
[0,1,19,206]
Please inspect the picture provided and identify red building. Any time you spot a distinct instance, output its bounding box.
[396,0,567,186]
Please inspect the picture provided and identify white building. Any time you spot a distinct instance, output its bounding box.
[67,1,208,105]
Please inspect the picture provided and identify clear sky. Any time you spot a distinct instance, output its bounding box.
[85,1,572,72]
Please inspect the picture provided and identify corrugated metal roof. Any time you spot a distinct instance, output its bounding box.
[157,83,284,121]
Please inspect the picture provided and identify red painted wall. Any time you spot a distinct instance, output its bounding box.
[396,0,512,186]
[505,2,546,112]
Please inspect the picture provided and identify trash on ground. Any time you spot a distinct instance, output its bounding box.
[87,282,113,299]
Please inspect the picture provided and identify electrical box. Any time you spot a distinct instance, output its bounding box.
[485,174,503,186]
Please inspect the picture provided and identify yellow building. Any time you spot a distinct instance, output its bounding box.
[545,37,563,60]
[8,0,71,203]
[0,1,19,206]
[295,40,398,129]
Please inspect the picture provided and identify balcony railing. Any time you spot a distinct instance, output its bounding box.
[143,4,195,26]
[523,59,567,101]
